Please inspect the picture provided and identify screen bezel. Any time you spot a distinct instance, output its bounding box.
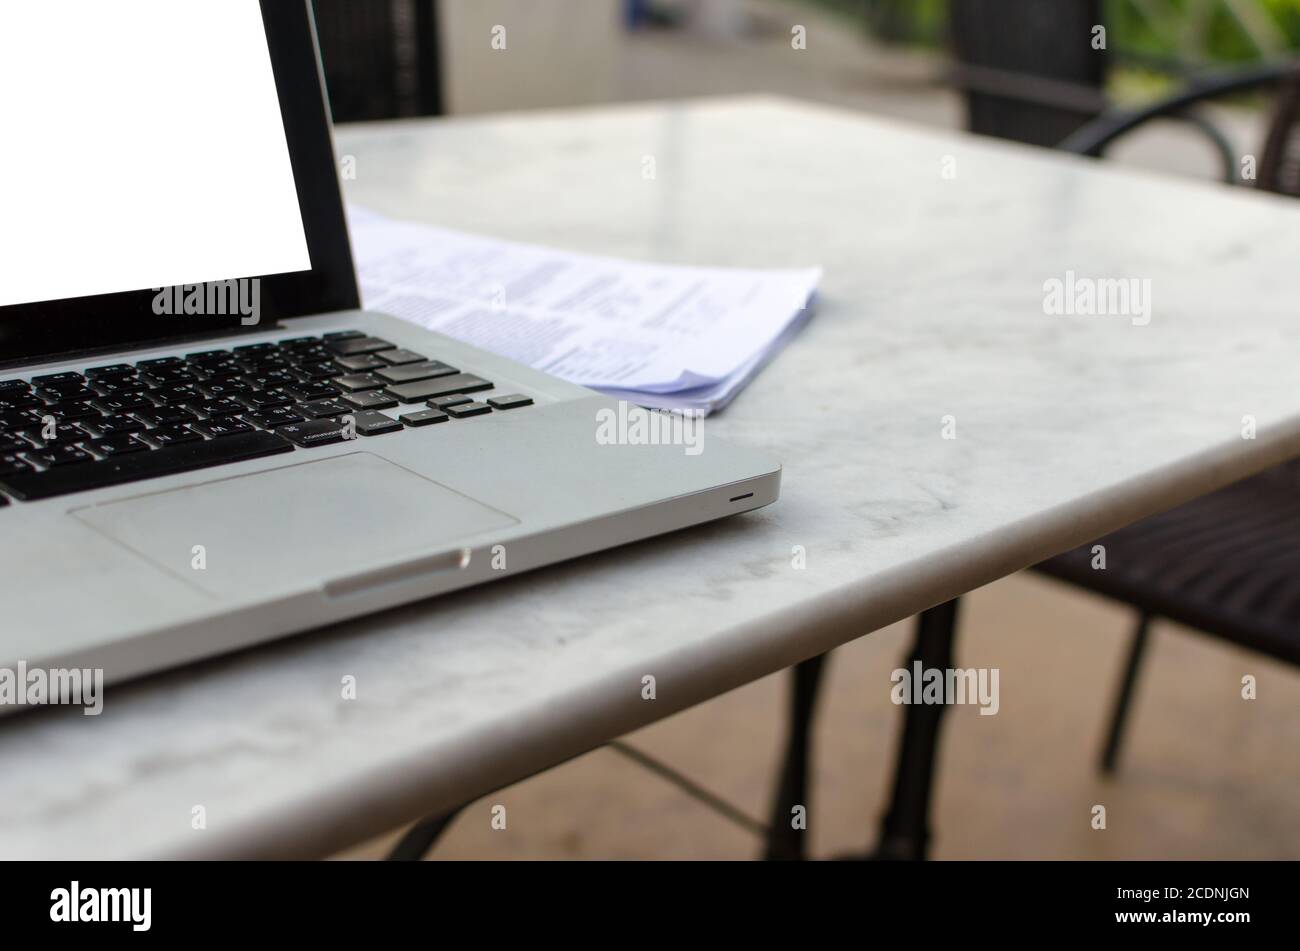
[0,0,359,369]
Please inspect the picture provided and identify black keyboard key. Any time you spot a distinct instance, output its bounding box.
[25,444,93,468]
[430,395,473,409]
[245,407,305,429]
[0,454,34,477]
[326,336,393,357]
[192,418,254,439]
[0,380,31,394]
[149,384,203,405]
[49,401,102,422]
[25,423,87,448]
[278,336,320,350]
[198,379,255,398]
[334,373,389,393]
[194,398,245,418]
[375,361,458,385]
[97,392,155,414]
[136,356,185,370]
[135,407,198,427]
[350,410,404,436]
[90,434,149,457]
[242,370,297,389]
[0,433,30,453]
[84,364,137,380]
[185,349,231,363]
[296,361,344,380]
[0,431,293,501]
[387,373,493,403]
[280,381,340,402]
[399,409,448,427]
[142,424,202,447]
[233,342,278,356]
[31,372,85,388]
[322,330,364,341]
[376,349,428,366]
[289,343,332,360]
[238,390,294,411]
[0,410,44,431]
[445,401,492,419]
[276,418,348,447]
[140,367,198,386]
[342,391,399,411]
[35,385,98,404]
[334,353,387,372]
[186,351,234,367]
[0,393,44,411]
[80,415,147,438]
[238,354,290,371]
[90,377,144,397]
[488,394,534,410]
[195,361,244,380]
[299,399,351,419]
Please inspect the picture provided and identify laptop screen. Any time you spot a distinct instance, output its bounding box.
[0,0,358,367]
[0,1,311,308]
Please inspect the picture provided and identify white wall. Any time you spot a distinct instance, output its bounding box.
[437,0,623,114]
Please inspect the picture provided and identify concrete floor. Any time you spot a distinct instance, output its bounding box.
[338,571,1300,859]
[336,1,1297,861]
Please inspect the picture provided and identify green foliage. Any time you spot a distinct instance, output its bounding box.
[862,0,949,45]
[1107,0,1300,64]
[796,0,949,45]
[797,0,1300,62]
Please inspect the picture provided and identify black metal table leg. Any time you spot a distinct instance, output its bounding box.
[386,807,463,860]
[764,652,827,860]
[873,598,960,861]
[1099,611,1152,774]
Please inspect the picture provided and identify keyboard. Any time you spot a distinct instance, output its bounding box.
[0,330,534,503]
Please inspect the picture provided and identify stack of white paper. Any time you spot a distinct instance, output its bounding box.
[347,206,821,414]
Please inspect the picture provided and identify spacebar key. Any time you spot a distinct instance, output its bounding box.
[0,431,294,501]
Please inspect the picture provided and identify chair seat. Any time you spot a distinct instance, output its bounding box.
[1035,462,1300,665]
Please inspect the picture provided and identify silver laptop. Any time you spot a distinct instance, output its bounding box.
[0,1,779,695]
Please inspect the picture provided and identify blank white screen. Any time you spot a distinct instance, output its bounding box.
[0,0,312,308]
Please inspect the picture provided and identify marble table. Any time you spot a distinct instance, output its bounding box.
[4,96,1299,859]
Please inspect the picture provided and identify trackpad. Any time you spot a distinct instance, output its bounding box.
[70,453,518,598]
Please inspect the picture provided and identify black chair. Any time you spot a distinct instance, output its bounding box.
[766,59,1300,861]
[1039,461,1300,773]
[1061,60,1300,192]
[949,0,1107,147]
[312,0,443,122]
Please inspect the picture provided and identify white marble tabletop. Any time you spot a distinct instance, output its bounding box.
[4,96,1299,859]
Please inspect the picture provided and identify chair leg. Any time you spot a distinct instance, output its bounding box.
[763,652,828,860]
[873,599,960,861]
[385,807,463,860]
[1099,612,1153,775]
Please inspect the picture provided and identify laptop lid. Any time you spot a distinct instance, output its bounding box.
[0,0,358,369]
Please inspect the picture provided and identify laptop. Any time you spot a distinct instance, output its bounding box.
[0,1,780,696]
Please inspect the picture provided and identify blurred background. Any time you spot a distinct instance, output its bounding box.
[315,0,1300,184]
[321,0,1300,859]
